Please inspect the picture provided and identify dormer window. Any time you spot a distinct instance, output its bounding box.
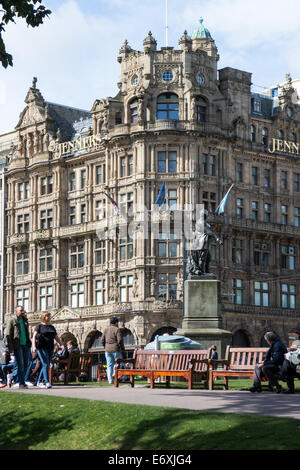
[253,99,261,113]
[157,93,179,120]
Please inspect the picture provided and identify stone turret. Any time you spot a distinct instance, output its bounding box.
[191,18,219,61]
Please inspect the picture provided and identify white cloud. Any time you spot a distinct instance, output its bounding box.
[0,0,300,134]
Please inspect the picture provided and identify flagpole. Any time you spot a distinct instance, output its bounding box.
[165,0,168,47]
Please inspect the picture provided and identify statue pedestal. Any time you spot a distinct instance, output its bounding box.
[176,279,232,358]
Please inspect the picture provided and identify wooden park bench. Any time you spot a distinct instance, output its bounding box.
[208,346,268,390]
[49,353,92,385]
[114,349,210,389]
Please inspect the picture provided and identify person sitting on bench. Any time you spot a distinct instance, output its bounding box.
[249,331,287,393]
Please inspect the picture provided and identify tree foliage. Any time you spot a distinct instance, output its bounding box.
[0,0,52,68]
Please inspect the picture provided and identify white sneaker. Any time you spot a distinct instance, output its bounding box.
[12,383,20,388]
[46,383,52,389]
[37,382,46,388]
[25,381,34,387]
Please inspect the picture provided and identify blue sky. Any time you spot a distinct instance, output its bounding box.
[1,0,300,134]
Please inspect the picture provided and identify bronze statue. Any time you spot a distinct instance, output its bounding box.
[187,210,222,276]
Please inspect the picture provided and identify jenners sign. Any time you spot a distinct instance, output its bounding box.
[56,133,102,157]
[268,138,300,155]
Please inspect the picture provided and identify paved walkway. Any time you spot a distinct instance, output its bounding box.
[5,385,300,420]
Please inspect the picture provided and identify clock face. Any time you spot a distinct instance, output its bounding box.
[196,73,205,85]
[287,106,293,118]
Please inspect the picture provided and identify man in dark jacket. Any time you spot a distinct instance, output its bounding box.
[249,331,287,393]
[5,306,32,389]
[102,317,125,384]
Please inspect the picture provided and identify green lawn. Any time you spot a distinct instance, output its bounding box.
[0,383,300,450]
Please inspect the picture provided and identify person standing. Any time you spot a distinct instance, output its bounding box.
[249,331,287,393]
[102,317,125,384]
[32,311,63,389]
[5,306,32,389]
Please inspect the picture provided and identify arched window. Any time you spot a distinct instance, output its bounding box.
[88,331,103,349]
[129,98,138,124]
[122,328,136,346]
[195,96,207,122]
[278,129,284,140]
[150,327,177,342]
[262,128,268,145]
[250,125,256,143]
[232,330,250,347]
[157,93,179,120]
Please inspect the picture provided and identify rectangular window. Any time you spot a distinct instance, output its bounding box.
[158,151,177,173]
[40,209,53,229]
[70,243,84,268]
[96,165,103,184]
[40,176,53,195]
[40,248,53,272]
[95,200,106,220]
[202,192,216,213]
[16,288,29,312]
[232,239,243,264]
[69,206,76,225]
[17,214,30,234]
[236,163,243,182]
[252,201,258,220]
[236,198,243,218]
[96,279,106,305]
[254,281,269,307]
[128,155,133,176]
[232,279,243,305]
[281,171,288,190]
[264,203,271,223]
[264,169,271,187]
[120,156,126,177]
[120,235,133,260]
[40,286,53,311]
[293,173,300,192]
[80,170,86,189]
[281,284,296,309]
[252,167,258,186]
[120,275,133,302]
[80,204,86,223]
[16,251,29,275]
[69,172,76,191]
[168,189,177,210]
[95,240,106,265]
[281,205,288,225]
[158,273,177,301]
[294,207,300,227]
[70,283,84,308]
[281,246,295,270]
[18,182,30,200]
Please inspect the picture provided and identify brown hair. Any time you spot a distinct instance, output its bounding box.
[40,311,51,323]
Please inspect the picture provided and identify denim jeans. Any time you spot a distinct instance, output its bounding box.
[105,352,122,383]
[37,349,53,384]
[14,345,31,385]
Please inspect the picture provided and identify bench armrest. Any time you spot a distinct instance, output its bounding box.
[208,359,230,368]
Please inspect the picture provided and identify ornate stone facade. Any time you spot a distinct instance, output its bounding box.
[1,21,300,353]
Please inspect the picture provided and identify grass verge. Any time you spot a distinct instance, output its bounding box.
[0,389,300,450]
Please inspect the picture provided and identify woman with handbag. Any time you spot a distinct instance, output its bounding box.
[32,311,63,389]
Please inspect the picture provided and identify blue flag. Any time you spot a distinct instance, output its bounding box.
[216,184,234,215]
[155,182,166,208]
[104,192,119,214]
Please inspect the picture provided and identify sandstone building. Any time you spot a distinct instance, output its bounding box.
[1,20,300,370]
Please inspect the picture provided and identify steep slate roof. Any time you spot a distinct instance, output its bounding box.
[46,102,92,141]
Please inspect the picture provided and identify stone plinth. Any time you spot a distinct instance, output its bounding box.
[176,279,232,358]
